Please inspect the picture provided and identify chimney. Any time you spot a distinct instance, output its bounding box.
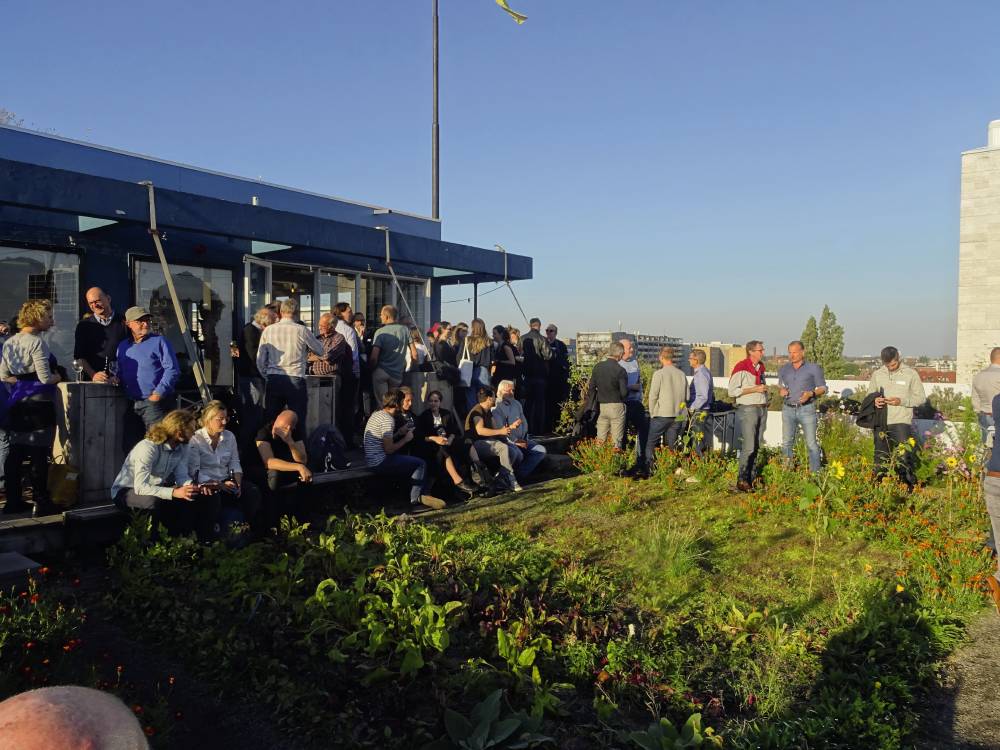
[989,120,1000,148]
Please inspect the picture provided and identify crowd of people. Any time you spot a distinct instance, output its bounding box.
[0,288,572,537]
[582,338,946,497]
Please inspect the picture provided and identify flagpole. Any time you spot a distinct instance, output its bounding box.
[432,0,440,220]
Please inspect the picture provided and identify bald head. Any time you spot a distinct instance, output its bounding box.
[275,409,298,431]
[0,686,148,749]
[991,347,1000,365]
[85,287,112,318]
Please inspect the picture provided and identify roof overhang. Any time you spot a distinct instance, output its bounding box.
[0,158,532,282]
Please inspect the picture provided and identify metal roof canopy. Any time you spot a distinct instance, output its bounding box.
[0,158,532,284]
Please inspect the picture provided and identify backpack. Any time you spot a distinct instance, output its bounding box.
[306,424,349,472]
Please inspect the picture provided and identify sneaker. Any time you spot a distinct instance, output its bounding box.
[511,481,524,493]
[417,495,447,510]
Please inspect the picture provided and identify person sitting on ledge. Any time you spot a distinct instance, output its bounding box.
[415,389,477,500]
[493,379,547,483]
[464,385,522,493]
[364,389,446,511]
[188,400,263,539]
[111,409,219,542]
[248,409,312,526]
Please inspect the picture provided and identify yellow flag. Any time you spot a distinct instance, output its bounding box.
[496,0,527,24]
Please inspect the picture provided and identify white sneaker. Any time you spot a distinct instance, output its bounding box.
[418,495,447,510]
[511,481,524,493]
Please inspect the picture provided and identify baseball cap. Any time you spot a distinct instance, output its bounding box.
[124,306,152,322]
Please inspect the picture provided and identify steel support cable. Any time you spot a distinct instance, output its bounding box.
[140,181,212,406]
[495,244,530,328]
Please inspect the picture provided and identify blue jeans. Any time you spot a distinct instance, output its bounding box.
[782,403,821,472]
[737,405,767,483]
[126,395,177,452]
[625,400,649,466]
[511,440,547,480]
[644,416,680,464]
[264,374,307,426]
[373,453,430,504]
[466,367,490,411]
[979,412,995,445]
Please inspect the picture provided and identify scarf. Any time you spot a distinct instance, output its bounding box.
[731,357,765,385]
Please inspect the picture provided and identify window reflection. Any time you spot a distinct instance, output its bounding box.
[135,261,232,387]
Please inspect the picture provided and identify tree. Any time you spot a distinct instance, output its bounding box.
[0,108,24,127]
[801,316,818,359]
[800,305,845,378]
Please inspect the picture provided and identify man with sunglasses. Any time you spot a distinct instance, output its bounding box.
[544,323,570,434]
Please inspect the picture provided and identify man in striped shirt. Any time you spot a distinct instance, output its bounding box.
[256,298,327,426]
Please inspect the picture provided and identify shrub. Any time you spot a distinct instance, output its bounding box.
[568,438,630,477]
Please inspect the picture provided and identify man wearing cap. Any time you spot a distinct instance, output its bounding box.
[116,306,180,447]
[73,287,127,382]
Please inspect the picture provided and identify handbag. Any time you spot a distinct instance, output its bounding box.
[48,455,80,510]
[458,340,474,388]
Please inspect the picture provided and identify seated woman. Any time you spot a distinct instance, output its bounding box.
[188,400,263,539]
[415,390,476,499]
[393,386,417,453]
[111,409,219,542]
[364,389,445,511]
[1,299,62,517]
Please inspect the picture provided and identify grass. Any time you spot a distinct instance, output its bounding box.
[436,471,900,626]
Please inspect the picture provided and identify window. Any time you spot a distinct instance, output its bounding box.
[135,261,233,387]
[360,276,393,329]
[0,246,79,371]
[398,279,428,332]
[318,271,356,321]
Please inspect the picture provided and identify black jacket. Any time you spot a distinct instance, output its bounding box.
[855,391,888,431]
[73,313,128,375]
[587,358,628,405]
[521,329,551,379]
[235,322,264,379]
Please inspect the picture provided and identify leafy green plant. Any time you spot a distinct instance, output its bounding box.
[625,713,723,749]
[423,689,554,749]
[567,438,630,476]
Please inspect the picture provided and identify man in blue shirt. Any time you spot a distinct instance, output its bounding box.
[777,340,827,473]
[686,349,714,455]
[619,338,650,474]
[116,306,180,449]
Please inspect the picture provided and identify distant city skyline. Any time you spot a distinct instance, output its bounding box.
[5,1,999,355]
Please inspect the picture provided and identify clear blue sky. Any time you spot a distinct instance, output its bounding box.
[5,0,999,356]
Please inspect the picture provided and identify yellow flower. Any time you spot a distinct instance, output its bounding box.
[864,564,873,574]
[945,457,958,469]
[829,460,846,479]
[907,437,916,447]
[678,401,686,410]
[896,584,905,593]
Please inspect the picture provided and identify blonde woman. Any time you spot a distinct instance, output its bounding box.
[188,400,262,536]
[1,299,61,516]
[111,409,219,541]
[464,318,493,410]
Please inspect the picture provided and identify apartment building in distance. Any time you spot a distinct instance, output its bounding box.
[576,331,687,368]
[688,341,745,376]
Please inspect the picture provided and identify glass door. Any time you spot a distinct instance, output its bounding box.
[244,256,272,322]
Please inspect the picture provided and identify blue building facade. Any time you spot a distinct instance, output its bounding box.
[0,125,531,388]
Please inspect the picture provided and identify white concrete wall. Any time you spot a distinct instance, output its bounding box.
[958,145,1000,384]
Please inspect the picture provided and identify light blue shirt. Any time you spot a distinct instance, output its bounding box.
[111,439,193,505]
[619,357,643,403]
[493,396,529,442]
